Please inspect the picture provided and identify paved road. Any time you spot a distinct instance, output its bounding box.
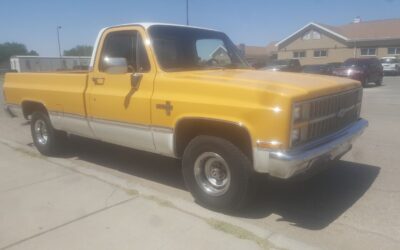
[0,75,399,249]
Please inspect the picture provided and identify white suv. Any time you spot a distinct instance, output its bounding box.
[380,57,400,75]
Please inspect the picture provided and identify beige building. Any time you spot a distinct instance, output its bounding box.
[276,19,400,65]
[239,41,277,67]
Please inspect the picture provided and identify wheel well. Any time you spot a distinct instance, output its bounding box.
[174,119,253,162]
[21,101,48,119]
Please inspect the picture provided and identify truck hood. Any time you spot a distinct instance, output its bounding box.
[165,69,361,100]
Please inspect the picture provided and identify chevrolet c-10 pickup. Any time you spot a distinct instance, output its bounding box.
[3,23,368,209]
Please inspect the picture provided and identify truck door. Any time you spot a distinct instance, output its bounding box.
[86,27,156,152]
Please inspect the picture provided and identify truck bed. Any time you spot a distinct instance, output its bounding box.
[3,72,89,117]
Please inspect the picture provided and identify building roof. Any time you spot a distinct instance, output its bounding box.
[319,19,400,41]
[242,41,278,58]
[277,18,400,47]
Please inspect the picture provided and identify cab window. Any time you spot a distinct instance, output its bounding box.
[100,30,150,73]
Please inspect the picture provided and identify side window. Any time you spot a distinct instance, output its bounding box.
[100,30,150,73]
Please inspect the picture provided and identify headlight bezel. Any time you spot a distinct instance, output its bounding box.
[290,102,310,146]
[293,105,302,122]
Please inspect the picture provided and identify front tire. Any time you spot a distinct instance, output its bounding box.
[182,135,252,211]
[30,111,67,156]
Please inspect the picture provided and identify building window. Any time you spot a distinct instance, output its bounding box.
[302,30,321,40]
[314,49,328,57]
[388,47,400,55]
[360,48,376,56]
[293,51,306,58]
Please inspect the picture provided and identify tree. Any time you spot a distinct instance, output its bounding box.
[0,42,38,65]
[63,45,93,56]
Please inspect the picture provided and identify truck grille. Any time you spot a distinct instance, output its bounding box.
[293,88,362,146]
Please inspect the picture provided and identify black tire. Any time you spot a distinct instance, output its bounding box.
[30,111,67,156]
[182,135,252,211]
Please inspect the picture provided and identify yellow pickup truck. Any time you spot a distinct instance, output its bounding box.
[3,23,368,210]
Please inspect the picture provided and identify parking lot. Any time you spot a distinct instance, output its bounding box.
[0,75,399,249]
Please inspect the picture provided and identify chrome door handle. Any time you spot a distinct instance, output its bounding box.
[92,77,105,85]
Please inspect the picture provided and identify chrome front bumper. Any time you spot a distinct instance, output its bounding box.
[253,119,368,178]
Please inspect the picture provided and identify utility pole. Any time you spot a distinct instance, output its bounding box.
[186,0,189,25]
[57,26,62,58]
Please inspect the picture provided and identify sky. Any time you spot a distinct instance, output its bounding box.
[1,0,400,56]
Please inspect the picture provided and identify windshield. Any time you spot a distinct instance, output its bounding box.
[148,25,249,71]
[343,59,361,67]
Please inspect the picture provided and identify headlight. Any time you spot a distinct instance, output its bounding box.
[291,128,300,143]
[291,103,310,146]
[293,105,301,121]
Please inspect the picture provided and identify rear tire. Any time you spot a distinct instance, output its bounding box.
[30,111,67,156]
[182,135,252,211]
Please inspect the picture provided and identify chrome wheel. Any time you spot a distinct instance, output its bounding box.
[34,119,48,145]
[194,152,231,196]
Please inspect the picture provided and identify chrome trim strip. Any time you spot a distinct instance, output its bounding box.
[49,111,96,139]
[151,125,174,133]
[89,117,155,152]
[62,112,86,120]
[88,117,175,157]
[88,116,151,131]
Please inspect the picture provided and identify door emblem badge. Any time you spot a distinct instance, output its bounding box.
[156,101,173,116]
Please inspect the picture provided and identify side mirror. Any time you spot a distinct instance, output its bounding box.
[103,57,128,74]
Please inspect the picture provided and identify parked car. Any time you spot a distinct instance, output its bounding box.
[262,59,302,72]
[333,58,383,87]
[3,23,368,210]
[380,57,400,75]
[302,63,343,75]
[325,62,342,75]
[302,64,329,75]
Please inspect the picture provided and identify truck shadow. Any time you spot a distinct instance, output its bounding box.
[60,136,380,230]
[238,161,380,230]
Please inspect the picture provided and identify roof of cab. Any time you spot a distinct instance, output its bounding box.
[106,22,219,32]
[89,23,219,69]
